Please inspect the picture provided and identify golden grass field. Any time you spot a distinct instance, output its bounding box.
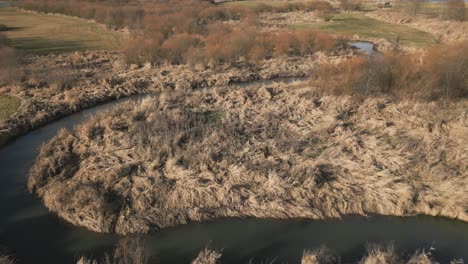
[291,13,437,46]
[29,82,468,235]
[0,7,121,52]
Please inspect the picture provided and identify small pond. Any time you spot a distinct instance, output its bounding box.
[349,41,377,55]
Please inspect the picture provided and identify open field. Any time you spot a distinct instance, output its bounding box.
[367,10,468,43]
[0,94,20,121]
[291,13,437,46]
[396,1,468,19]
[0,8,120,52]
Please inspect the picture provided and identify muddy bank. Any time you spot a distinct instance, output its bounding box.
[29,82,468,234]
[0,50,353,148]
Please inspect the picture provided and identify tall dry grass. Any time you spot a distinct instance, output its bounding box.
[78,242,464,264]
[191,248,221,264]
[18,0,336,66]
[0,33,20,86]
[312,42,468,100]
[0,256,13,264]
[78,238,149,264]
[29,82,468,235]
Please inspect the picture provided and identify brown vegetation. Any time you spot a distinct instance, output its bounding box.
[29,81,468,235]
[340,0,364,11]
[77,242,465,264]
[0,47,342,147]
[366,11,467,43]
[301,244,461,264]
[312,42,468,100]
[0,256,13,264]
[191,248,222,264]
[446,0,466,21]
[77,237,220,264]
[0,33,19,86]
[18,0,336,66]
[78,238,149,264]
[74,238,465,264]
[123,25,337,66]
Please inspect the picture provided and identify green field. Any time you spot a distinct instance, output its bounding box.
[0,7,121,52]
[291,13,437,47]
[0,94,21,121]
[396,1,468,18]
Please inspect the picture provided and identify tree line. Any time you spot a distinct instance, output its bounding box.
[18,0,336,65]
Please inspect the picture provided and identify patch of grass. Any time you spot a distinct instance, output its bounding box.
[290,13,437,46]
[397,2,468,18]
[0,8,120,52]
[0,94,21,121]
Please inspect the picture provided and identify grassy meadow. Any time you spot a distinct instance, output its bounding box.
[397,1,468,18]
[290,13,437,46]
[0,7,120,53]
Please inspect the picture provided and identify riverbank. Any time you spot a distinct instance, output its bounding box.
[77,243,465,264]
[29,82,468,235]
[0,50,353,148]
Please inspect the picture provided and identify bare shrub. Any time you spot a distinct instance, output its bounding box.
[420,42,468,100]
[312,42,468,100]
[446,0,466,21]
[78,237,149,264]
[18,0,337,66]
[108,238,149,264]
[47,70,78,91]
[161,33,201,64]
[340,0,364,11]
[360,244,400,264]
[407,251,436,264]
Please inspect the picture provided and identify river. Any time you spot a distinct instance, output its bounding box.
[0,0,467,262]
[0,93,467,263]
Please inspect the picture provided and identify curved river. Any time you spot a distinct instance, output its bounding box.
[0,92,467,264]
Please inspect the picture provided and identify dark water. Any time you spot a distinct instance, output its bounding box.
[0,2,10,7]
[0,91,467,264]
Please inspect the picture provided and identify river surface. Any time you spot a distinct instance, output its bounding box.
[0,90,467,264]
[349,41,377,55]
